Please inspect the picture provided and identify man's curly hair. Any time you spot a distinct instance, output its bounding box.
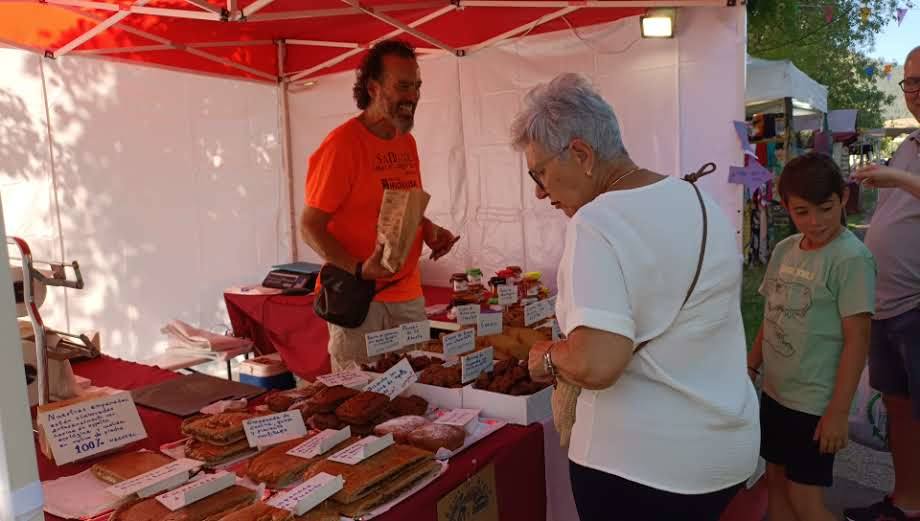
[353,40,417,110]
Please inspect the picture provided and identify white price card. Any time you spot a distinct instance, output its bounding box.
[364,358,417,399]
[435,409,480,434]
[524,301,545,326]
[399,321,430,346]
[461,347,494,384]
[551,319,563,341]
[243,411,307,448]
[106,458,202,498]
[546,295,557,314]
[455,304,480,326]
[442,328,476,357]
[155,470,235,511]
[365,327,402,357]
[287,427,352,460]
[38,391,148,465]
[268,472,344,516]
[316,370,369,388]
[497,285,518,306]
[477,312,502,337]
[328,434,394,465]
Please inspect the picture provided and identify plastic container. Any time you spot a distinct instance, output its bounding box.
[238,353,295,390]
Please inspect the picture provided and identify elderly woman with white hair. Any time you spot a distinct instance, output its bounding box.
[515,73,760,521]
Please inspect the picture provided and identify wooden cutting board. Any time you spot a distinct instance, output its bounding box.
[131,373,265,417]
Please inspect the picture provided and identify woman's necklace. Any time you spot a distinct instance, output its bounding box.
[607,166,643,192]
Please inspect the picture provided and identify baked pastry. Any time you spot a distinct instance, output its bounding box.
[265,383,326,413]
[215,503,292,521]
[245,435,356,489]
[334,391,389,425]
[344,422,375,436]
[181,412,253,446]
[362,353,442,373]
[373,416,431,443]
[302,444,432,505]
[90,450,173,484]
[307,413,343,431]
[109,484,256,521]
[473,358,549,395]
[334,459,440,519]
[185,438,255,467]
[417,364,462,388]
[306,385,360,413]
[406,423,465,452]
[387,395,429,417]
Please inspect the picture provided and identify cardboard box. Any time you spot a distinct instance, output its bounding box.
[406,382,467,410]
[461,385,552,426]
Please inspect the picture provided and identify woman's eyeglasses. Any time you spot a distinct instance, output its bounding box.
[527,145,569,191]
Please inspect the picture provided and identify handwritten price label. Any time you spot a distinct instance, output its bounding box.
[155,471,235,511]
[364,358,417,399]
[477,313,502,337]
[365,327,402,357]
[38,391,147,465]
[400,321,430,346]
[455,304,480,326]
[243,411,307,448]
[442,328,476,357]
[461,347,494,383]
[498,285,518,306]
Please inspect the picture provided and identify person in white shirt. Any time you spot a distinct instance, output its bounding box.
[513,73,760,521]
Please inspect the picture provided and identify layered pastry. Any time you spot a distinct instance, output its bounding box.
[406,423,465,453]
[244,435,358,489]
[302,444,433,506]
[109,484,256,521]
[215,503,292,521]
[362,353,442,373]
[305,385,360,413]
[373,416,431,444]
[335,459,441,519]
[90,451,173,484]
[215,502,340,521]
[181,412,253,446]
[334,391,389,425]
[186,438,255,467]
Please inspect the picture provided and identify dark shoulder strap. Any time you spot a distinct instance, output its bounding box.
[634,179,708,354]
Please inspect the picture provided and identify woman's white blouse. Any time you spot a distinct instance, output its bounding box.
[557,176,760,494]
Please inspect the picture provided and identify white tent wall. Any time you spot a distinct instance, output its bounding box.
[290,7,746,288]
[1,48,289,361]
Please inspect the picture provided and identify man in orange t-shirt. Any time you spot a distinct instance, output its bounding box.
[301,40,458,371]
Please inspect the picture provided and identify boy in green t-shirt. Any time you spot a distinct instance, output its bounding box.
[748,153,876,521]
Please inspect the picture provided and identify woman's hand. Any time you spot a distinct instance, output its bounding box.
[528,340,555,383]
[853,164,912,189]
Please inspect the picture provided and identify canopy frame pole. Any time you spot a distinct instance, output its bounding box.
[288,4,456,82]
[341,0,459,55]
[465,5,580,54]
[276,40,299,262]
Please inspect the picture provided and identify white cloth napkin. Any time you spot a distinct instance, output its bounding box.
[160,320,253,353]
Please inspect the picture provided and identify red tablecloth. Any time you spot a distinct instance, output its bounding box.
[38,355,546,521]
[224,285,453,380]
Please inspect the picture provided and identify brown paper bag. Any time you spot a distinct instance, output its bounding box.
[377,189,430,272]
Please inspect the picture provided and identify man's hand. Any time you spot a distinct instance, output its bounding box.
[814,410,848,454]
[528,340,555,383]
[423,221,459,261]
[359,243,396,281]
[853,164,913,189]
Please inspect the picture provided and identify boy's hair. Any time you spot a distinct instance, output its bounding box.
[778,152,846,205]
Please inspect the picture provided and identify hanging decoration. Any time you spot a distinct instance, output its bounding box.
[823,4,835,22]
[860,6,871,23]
[884,63,894,81]
[865,65,876,78]
[896,7,908,25]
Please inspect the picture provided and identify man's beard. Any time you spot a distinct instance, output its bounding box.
[387,100,416,132]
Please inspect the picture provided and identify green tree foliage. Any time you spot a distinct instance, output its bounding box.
[747,0,908,128]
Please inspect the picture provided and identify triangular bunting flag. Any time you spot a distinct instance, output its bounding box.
[866,66,876,78]
[896,7,908,25]
[824,4,834,23]
[860,6,871,23]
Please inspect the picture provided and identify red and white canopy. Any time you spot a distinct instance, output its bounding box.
[0,0,728,83]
